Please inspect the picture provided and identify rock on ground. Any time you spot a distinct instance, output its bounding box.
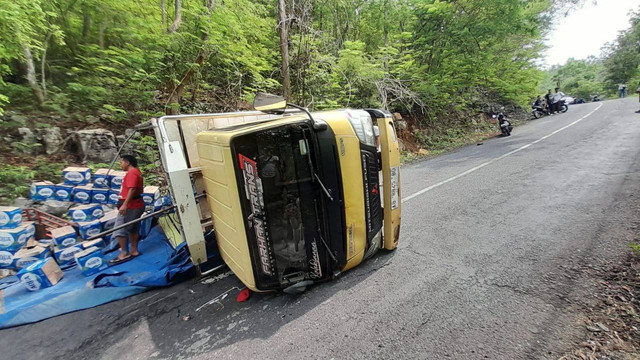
[16,127,40,155]
[35,127,63,155]
[74,129,118,163]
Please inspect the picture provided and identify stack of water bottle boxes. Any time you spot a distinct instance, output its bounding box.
[0,203,118,291]
[1,166,163,291]
[32,167,123,205]
[30,166,160,208]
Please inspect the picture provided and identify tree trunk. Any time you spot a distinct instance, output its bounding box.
[98,17,107,49]
[168,0,182,33]
[161,0,166,28]
[278,0,291,101]
[383,0,389,73]
[165,0,214,114]
[22,44,45,105]
[82,5,91,41]
[166,47,206,115]
[41,33,53,98]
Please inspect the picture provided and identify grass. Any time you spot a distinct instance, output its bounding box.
[0,158,67,205]
[400,120,499,164]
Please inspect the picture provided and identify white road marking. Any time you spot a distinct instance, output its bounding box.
[146,291,178,307]
[195,286,243,312]
[123,292,160,310]
[401,103,604,203]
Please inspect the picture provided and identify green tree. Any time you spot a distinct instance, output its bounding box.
[542,57,605,100]
[411,0,552,120]
[0,0,62,112]
[602,9,640,93]
[0,0,578,124]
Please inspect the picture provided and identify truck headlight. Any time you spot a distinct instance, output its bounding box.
[346,110,376,147]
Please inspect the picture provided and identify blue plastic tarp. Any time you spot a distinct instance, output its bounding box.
[0,225,195,329]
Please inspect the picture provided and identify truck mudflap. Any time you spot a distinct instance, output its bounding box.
[368,111,401,250]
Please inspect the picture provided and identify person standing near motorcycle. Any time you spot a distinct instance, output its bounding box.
[551,88,563,114]
[534,96,543,108]
[544,90,553,113]
[636,81,640,113]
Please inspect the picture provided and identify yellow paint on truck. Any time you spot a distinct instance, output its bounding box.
[314,110,369,270]
[376,116,402,250]
[197,118,306,291]
[196,111,401,291]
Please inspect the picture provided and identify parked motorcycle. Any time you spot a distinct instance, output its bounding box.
[493,113,513,136]
[531,102,548,119]
[532,99,567,118]
[591,94,601,102]
[556,99,569,113]
[553,92,570,113]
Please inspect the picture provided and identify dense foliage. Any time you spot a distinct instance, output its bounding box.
[544,8,640,100]
[540,57,605,100]
[0,0,573,125]
[601,9,640,94]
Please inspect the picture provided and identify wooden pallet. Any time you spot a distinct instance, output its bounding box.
[21,208,74,237]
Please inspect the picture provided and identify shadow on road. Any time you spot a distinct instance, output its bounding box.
[1,248,397,360]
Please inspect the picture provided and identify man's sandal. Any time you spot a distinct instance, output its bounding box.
[109,255,133,265]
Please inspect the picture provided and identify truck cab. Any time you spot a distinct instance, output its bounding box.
[150,96,400,292]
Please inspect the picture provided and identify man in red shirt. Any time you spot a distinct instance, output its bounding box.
[110,154,145,264]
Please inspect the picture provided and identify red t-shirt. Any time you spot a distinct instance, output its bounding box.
[119,167,145,209]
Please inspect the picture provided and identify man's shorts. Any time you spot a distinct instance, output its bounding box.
[113,207,145,238]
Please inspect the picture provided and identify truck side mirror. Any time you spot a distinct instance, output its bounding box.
[253,93,287,113]
[312,121,328,131]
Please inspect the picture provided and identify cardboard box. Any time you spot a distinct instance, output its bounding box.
[0,249,15,269]
[100,210,118,230]
[104,233,113,248]
[153,195,173,212]
[22,221,35,242]
[54,183,74,202]
[37,238,54,247]
[53,244,83,267]
[77,220,102,240]
[71,185,93,204]
[93,169,111,188]
[50,226,78,248]
[83,238,106,249]
[63,167,91,186]
[52,238,105,268]
[12,246,52,270]
[152,196,164,211]
[18,258,63,291]
[109,171,127,190]
[30,181,55,202]
[74,246,108,276]
[0,206,22,229]
[0,225,29,251]
[27,237,51,248]
[91,188,109,204]
[142,186,160,206]
[107,190,120,205]
[69,204,104,222]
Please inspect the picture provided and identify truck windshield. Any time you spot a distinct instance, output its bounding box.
[233,123,324,288]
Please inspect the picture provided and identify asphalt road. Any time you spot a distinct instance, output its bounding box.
[3,98,640,360]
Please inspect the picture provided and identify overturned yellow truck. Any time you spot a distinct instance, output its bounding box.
[150,94,401,293]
